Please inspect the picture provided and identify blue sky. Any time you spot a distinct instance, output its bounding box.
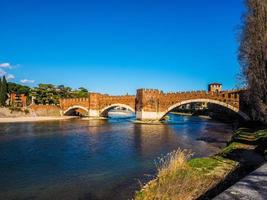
[0,0,245,95]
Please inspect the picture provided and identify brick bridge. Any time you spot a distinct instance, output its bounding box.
[59,83,250,120]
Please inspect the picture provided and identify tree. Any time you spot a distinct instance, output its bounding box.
[28,83,89,105]
[0,76,8,106]
[30,84,59,105]
[0,77,2,106]
[239,0,267,123]
[8,82,31,95]
[72,87,88,98]
[57,85,72,98]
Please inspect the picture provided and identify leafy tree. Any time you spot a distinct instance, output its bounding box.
[30,84,59,105]
[72,87,88,98]
[30,84,89,105]
[57,85,73,98]
[78,87,88,93]
[239,0,267,123]
[0,78,2,106]
[0,76,8,106]
[8,82,31,95]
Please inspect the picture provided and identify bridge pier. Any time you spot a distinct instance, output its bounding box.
[88,109,100,118]
[59,84,250,121]
[136,111,164,121]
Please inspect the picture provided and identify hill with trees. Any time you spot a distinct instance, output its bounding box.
[0,76,90,107]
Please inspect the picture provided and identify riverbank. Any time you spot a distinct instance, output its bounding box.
[0,116,77,123]
[135,127,267,200]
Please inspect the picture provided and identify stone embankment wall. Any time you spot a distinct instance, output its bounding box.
[29,105,61,116]
[0,107,33,117]
[0,105,62,117]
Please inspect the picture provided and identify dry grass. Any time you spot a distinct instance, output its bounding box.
[135,149,238,200]
[135,128,267,200]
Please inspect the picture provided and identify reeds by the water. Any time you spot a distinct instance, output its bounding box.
[135,149,233,200]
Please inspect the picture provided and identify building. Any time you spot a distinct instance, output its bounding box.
[208,83,222,93]
[9,93,27,107]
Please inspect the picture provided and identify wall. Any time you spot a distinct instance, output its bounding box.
[60,93,136,116]
[29,105,62,116]
[135,89,241,120]
[59,98,89,111]
[59,89,243,120]
[0,107,33,117]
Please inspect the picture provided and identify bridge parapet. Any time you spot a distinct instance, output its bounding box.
[60,92,136,117]
[59,98,89,110]
[59,84,249,120]
[135,87,245,120]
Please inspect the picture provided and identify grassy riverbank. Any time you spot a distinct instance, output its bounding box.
[135,127,267,200]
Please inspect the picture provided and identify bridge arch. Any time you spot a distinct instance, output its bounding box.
[99,103,135,117]
[159,98,250,121]
[63,105,89,116]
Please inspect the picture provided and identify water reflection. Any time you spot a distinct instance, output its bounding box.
[0,114,233,200]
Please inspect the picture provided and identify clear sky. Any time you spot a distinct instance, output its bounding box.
[0,0,245,95]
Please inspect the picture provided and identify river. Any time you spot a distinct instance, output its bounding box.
[0,114,233,200]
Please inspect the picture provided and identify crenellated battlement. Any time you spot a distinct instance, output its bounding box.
[59,83,249,120]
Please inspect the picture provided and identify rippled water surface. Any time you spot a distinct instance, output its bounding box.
[0,114,233,200]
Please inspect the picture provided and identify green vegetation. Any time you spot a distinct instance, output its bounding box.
[0,78,2,105]
[231,128,267,146]
[135,149,238,200]
[188,157,222,173]
[220,142,252,156]
[9,106,23,113]
[8,82,31,95]
[0,79,89,107]
[30,84,89,105]
[0,76,8,106]
[135,128,267,200]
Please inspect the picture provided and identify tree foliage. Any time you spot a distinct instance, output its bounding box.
[239,0,267,123]
[0,79,88,106]
[0,78,2,106]
[0,76,8,106]
[30,84,89,105]
[8,82,31,95]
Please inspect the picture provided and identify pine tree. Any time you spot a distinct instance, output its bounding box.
[0,76,8,106]
[239,0,267,123]
[0,77,2,106]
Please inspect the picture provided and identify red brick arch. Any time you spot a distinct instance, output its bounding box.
[59,93,135,117]
[99,103,135,117]
[63,105,89,115]
[135,88,249,120]
[158,98,249,120]
[59,84,249,120]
